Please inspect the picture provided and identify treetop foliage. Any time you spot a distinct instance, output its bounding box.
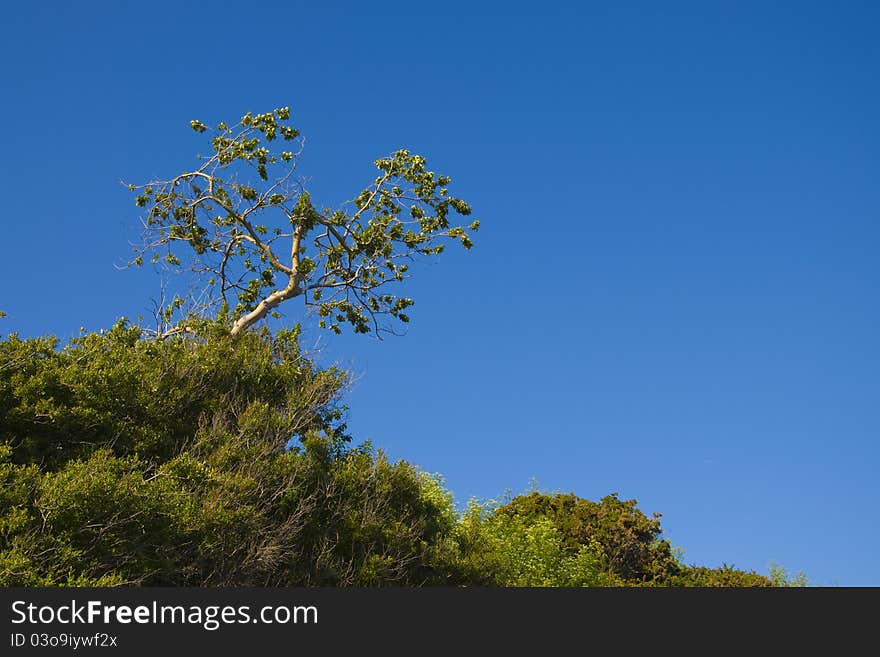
[126,107,478,338]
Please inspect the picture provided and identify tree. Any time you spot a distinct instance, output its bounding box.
[126,107,478,338]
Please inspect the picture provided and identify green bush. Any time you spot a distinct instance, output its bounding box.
[0,322,797,587]
[664,565,773,587]
[448,497,617,586]
[1,319,346,469]
[0,323,454,586]
[497,492,679,583]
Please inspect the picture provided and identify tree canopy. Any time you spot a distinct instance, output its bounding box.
[126,107,478,338]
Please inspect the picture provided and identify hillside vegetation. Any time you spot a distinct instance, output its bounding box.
[0,321,802,587]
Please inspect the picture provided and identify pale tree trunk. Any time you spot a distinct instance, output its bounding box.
[229,279,302,338]
[229,227,304,338]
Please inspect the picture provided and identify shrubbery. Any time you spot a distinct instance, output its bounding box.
[0,323,798,587]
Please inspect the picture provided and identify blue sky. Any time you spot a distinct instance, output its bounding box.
[1,1,878,585]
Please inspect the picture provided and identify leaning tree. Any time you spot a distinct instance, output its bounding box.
[126,107,477,337]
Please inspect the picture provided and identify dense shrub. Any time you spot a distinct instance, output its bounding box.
[0,323,797,587]
[497,492,680,584]
[664,565,773,587]
[0,322,453,586]
[1,319,345,469]
[447,497,617,586]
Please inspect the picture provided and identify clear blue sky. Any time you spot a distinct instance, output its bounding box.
[1,1,877,586]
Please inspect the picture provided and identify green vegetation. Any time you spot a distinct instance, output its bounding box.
[125,107,477,338]
[0,323,804,587]
[0,108,807,587]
